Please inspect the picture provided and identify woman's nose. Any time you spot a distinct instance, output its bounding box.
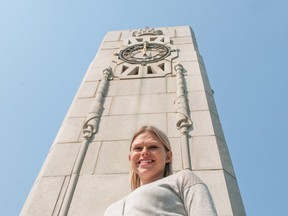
[141,147,149,156]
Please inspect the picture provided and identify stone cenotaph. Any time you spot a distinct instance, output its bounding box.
[21,26,246,216]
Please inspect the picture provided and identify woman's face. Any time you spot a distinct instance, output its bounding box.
[129,131,172,185]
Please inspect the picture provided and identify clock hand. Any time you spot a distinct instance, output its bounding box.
[142,41,148,56]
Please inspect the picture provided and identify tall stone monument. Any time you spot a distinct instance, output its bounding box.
[21,26,246,216]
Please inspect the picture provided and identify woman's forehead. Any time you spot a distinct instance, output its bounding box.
[132,131,161,144]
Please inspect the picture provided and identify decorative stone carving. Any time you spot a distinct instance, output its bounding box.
[113,35,178,79]
[132,26,163,37]
[174,63,192,133]
[83,67,113,140]
[59,67,113,216]
[174,63,193,169]
[116,42,174,65]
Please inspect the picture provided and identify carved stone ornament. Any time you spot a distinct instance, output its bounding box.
[117,41,173,65]
[82,67,113,139]
[132,27,163,37]
[174,63,193,133]
[113,35,178,79]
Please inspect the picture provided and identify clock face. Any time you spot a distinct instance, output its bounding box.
[118,42,171,65]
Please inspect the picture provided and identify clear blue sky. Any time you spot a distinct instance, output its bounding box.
[1,0,287,215]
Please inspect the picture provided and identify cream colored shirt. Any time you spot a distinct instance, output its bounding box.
[104,169,217,216]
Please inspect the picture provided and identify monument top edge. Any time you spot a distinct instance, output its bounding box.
[106,25,192,33]
[103,26,194,41]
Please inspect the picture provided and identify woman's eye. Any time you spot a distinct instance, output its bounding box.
[133,147,142,151]
[149,146,159,149]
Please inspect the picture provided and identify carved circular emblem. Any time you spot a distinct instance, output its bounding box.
[118,42,172,65]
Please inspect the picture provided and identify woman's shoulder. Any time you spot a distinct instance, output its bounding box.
[167,169,204,188]
[103,198,125,216]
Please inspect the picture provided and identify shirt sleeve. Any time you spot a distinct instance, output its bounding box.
[183,183,218,216]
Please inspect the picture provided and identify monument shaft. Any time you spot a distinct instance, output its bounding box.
[21,26,246,216]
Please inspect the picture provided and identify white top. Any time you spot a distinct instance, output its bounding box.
[104,169,217,216]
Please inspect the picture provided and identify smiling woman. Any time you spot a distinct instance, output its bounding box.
[104,125,218,216]
[129,126,173,189]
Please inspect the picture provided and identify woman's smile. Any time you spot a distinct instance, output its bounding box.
[138,159,155,166]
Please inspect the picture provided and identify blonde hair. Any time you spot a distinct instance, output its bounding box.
[129,125,173,191]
